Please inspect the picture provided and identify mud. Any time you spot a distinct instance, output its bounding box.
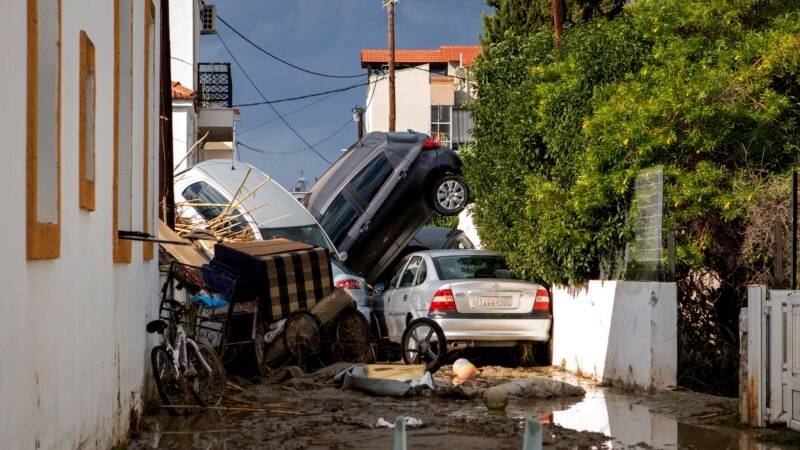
[124,362,754,450]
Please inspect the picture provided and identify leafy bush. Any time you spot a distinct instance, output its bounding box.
[468,0,800,394]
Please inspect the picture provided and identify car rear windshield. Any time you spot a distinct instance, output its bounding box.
[260,224,336,255]
[432,255,513,280]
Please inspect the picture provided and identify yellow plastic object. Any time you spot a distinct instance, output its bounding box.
[365,364,427,382]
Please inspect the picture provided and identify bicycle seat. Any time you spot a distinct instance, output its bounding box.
[146,319,169,334]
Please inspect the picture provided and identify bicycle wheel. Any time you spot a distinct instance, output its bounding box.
[151,346,192,415]
[401,317,447,373]
[332,309,371,362]
[187,341,227,407]
[283,311,322,358]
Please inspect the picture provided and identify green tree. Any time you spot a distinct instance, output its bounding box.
[467,0,800,394]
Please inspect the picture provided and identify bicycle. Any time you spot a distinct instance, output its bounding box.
[146,298,227,415]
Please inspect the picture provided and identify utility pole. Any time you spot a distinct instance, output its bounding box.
[384,0,397,131]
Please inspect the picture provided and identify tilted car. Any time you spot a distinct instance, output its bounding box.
[372,249,552,371]
[303,131,469,283]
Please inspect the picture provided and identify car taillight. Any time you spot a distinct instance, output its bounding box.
[336,279,361,290]
[430,289,456,311]
[533,288,551,311]
[422,137,441,150]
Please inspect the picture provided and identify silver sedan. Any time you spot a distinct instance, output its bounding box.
[372,249,552,371]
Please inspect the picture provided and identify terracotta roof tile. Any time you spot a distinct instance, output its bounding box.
[361,45,481,68]
[171,81,195,100]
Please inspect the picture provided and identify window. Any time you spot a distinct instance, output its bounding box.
[142,1,156,260]
[399,256,422,287]
[429,64,448,77]
[79,31,95,211]
[319,194,360,247]
[389,256,410,288]
[349,153,393,205]
[431,105,452,148]
[182,182,248,234]
[113,0,133,263]
[27,0,62,260]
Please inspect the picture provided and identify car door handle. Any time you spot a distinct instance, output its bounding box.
[398,168,408,181]
[403,294,407,301]
[359,221,370,233]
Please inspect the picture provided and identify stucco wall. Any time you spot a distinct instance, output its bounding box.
[552,281,677,390]
[170,0,200,89]
[1,2,162,449]
[366,66,431,133]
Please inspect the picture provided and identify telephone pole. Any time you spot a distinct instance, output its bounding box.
[384,0,397,131]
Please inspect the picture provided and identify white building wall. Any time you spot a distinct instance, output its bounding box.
[366,66,431,134]
[552,281,677,390]
[1,2,161,449]
[170,0,201,90]
[171,103,196,171]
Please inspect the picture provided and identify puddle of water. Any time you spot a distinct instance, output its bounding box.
[503,390,787,450]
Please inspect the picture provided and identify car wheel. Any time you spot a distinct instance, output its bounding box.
[401,317,447,373]
[431,175,469,216]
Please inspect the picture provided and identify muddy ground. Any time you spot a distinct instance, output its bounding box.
[123,359,764,450]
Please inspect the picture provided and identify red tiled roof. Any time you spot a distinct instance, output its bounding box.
[361,45,481,68]
[171,81,195,100]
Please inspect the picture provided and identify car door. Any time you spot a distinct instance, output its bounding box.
[379,256,410,340]
[386,255,425,341]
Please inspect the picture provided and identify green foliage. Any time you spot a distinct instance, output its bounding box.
[426,212,459,229]
[470,0,800,396]
[469,0,800,286]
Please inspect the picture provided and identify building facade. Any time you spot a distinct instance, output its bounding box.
[360,45,480,149]
[170,0,238,172]
[1,1,164,448]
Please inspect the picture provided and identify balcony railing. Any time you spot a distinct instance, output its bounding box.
[197,62,232,108]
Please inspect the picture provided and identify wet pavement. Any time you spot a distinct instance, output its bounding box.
[126,366,795,450]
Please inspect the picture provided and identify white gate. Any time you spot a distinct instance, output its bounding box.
[746,287,800,429]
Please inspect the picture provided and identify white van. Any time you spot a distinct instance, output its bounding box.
[173,160,373,326]
[174,160,341,258]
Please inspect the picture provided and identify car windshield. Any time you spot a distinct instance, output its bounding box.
[259,225,337,255]
[433,255,513,280]
[182,181,249,233]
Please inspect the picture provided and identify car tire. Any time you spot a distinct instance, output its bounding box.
[401,317,447,373]
[431,175,469,216]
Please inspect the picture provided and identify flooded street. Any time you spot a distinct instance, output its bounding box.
[126,365,793,450]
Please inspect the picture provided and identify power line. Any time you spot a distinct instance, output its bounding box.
[233,78,372,107]
[217,14,365,79]
[238,116,353,155]
[238,91,341,135]
[216,33,333,165]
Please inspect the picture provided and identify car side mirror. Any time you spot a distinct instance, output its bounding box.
[373,283,385,295]
[338,251,348,262]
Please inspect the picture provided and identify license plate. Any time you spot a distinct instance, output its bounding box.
[477,296,512,307]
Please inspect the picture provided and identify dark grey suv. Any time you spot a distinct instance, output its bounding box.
[303,131,469,283]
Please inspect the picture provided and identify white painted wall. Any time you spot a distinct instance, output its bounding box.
[552,281,677,390]
[171,103,196,171]
[170,0,201,90]
[1,2,161,448]
[365,66,431,134]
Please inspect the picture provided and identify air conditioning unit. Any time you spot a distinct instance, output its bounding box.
[200,4,216,35]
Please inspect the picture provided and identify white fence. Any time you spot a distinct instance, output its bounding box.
[743,287,800,430]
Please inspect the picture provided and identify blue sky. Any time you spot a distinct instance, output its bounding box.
[200,0,493,191]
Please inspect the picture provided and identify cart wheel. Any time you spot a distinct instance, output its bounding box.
[283,311,322,359]
[332,309,372,363]
[252,319,269,376]
[401,317,447,373]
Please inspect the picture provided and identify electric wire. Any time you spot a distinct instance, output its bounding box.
[217,14,364,79]
[216,32,333,164]
[238,117,352,155]
[233,79,371,107]
[239,77,379,155]
[238,90,341,135]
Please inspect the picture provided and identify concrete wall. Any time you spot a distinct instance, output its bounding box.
[552,281,677,390]
[1,2,162,448]
[366,65,431,134]
[170,0,200,90]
